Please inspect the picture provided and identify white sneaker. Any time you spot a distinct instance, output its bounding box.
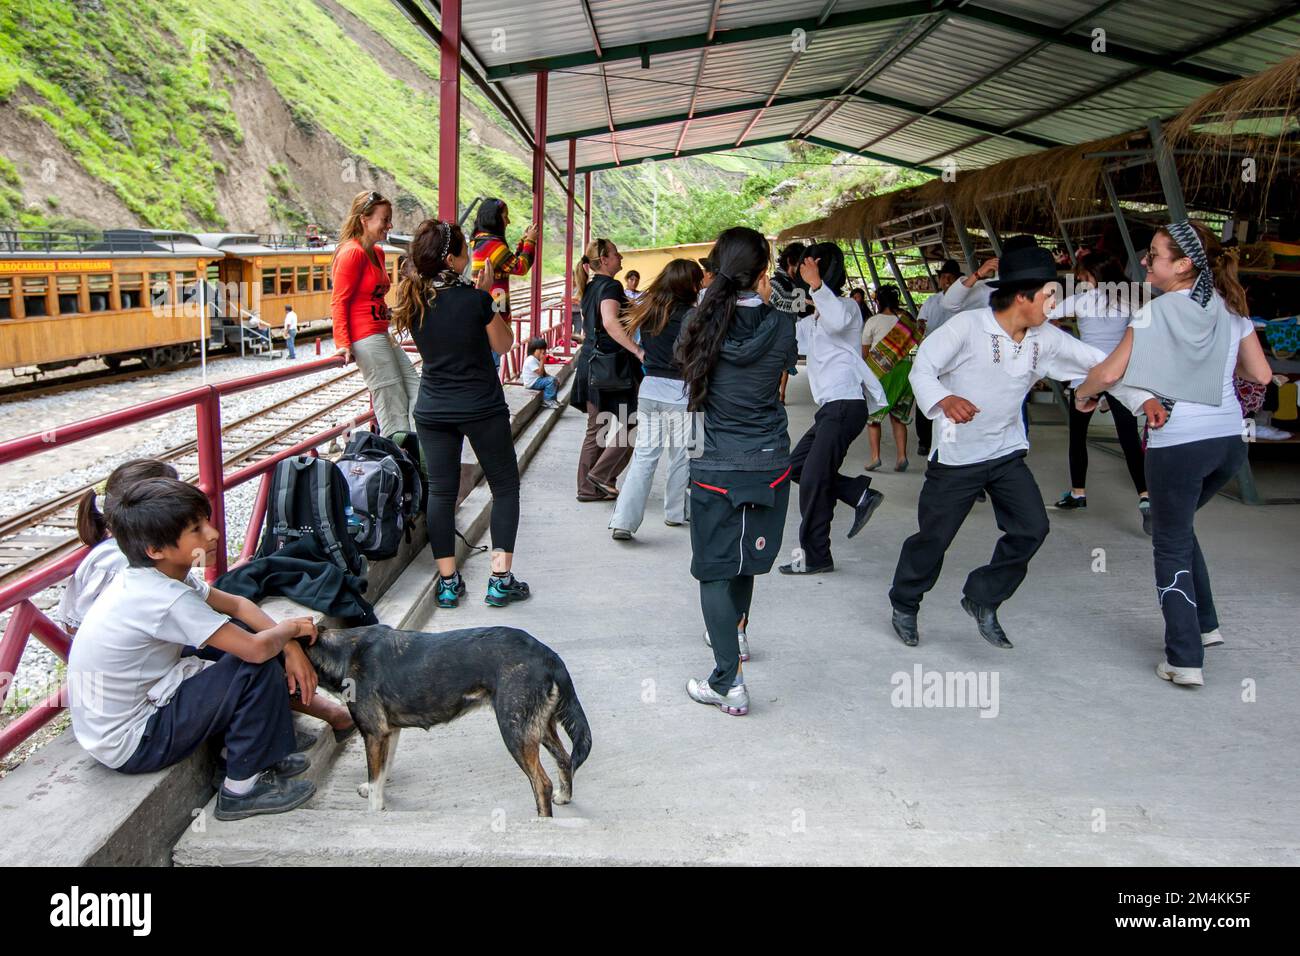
[1253,424,1291,440]
[702,628,749,661]
[1201,628,1224,648]
[1156,660,1204,686]
[686,677,749,715]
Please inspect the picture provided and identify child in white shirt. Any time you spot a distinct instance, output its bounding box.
[521,336,559,407]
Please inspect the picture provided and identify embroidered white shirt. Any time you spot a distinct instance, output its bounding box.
[910,308,1154,466]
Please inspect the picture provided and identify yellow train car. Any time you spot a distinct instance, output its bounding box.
[0,229,404,372]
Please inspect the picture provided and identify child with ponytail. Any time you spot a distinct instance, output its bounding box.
[56,459,181,633]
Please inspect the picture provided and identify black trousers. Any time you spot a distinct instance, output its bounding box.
[702,576,754,694]
[1067,388,1146,493]
[118,652,295,780]
[790,399,871,569]
[914,413,932,454]
[1145,435,1246,668]
[417,412,520,558]
[889,450,1050,614]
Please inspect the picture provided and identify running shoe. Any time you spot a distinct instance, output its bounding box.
[1156,660,1204,687]
[686,677,749,716]
[1138,498,1152,536]
[436,574,466,609]
[485,572,531,607]
[702,627,749,661]
[1054,492,1087,510]
[1201,628,1224,648]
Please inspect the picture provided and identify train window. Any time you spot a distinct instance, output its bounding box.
[88,274,111,312]
[149,271,171,306]
[22,276,48,317]
[277,269,291,295]
[119,273,144,310]
[0,278,12,319]
[262,270,276,295]
[57,275,81,314]
[296,266,309,292]
[312,266,325,291]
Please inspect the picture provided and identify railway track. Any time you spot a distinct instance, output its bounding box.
[0,362,397,589]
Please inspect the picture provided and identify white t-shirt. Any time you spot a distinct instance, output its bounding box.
[284,310,298,333]
[248,314,264,330]
[1146,309,1255,450]
[56,538,129,631]
[861,312,897,351]
[521,354,544,387]
[68,565,230,769]
[798,284,887,408]
[1048,287,1131,387]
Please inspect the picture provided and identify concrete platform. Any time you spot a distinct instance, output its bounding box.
[175,373,1300,866]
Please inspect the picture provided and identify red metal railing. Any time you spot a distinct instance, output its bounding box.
[0,354,367,760]
[0,294,575,760]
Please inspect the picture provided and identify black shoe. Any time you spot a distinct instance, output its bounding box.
[333,723,359,744]
[961,597,1013,648]
[294,729,318,753]
[213,751,311,790]
[975,490,987,502]
[778,561,834,575]
[891,607,919,646]
[1053,491,1087,510]
[847,488,884,540]
[486,572,531,606]
[214,771,317,821]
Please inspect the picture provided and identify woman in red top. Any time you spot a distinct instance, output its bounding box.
[331,189,420,436]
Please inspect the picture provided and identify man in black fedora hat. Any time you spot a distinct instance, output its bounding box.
[887,245,1154,649]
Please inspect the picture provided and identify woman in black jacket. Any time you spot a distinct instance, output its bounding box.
[675,227,798,716]
[391,219,530,609]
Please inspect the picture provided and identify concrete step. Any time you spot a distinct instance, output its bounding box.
[0,363,573,867]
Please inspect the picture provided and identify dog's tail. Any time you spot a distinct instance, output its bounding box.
[552,665,592,772]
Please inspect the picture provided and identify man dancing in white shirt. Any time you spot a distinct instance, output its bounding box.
[888,245,1154,648]
[779,243,887,575]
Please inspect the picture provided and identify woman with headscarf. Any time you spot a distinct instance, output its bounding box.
[1076,220,1272,688]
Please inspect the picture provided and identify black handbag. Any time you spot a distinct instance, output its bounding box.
[588,348,633,391]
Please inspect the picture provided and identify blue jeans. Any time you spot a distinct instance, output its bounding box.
[285,330,296,358]
[528,374,558,402]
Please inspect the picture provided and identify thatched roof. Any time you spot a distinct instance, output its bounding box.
[781,51,1300,245]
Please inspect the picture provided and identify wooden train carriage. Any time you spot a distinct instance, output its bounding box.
[0,231,221,371]
[0,229,405,372]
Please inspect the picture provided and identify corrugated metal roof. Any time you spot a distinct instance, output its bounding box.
[450,0,1300,175]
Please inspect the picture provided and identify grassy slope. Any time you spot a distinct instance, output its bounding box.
[0,0,917,267]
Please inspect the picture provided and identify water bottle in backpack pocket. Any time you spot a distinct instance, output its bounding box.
[339,431,422,560]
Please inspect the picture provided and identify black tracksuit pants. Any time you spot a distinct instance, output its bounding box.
[790,398,871,569]
[417,412,521,558]
[889,450,1050,614]
[1067,388,1146,493]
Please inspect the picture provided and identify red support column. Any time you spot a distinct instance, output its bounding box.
[195,388,227,581]
[583,171,593,251]
[563,139,576,356]
[529,70,548,335]
[438,0,461,223]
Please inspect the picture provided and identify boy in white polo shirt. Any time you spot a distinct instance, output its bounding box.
[68,478,321,821]
[888,246,1156,648]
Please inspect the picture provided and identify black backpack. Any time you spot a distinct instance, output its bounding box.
[387,430,428,506]
[338,431,422,560]
[259,455,366,576]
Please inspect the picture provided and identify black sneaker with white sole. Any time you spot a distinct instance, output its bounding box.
[212,751,312,791]
[214,771,316,821]
[1054,492,1087,510]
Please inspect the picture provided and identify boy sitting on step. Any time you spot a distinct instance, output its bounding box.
[67,477,324,821]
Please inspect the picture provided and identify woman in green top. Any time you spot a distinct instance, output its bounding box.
[862,284,921,472]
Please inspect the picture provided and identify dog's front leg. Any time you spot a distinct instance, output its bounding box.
[361,732,394,811]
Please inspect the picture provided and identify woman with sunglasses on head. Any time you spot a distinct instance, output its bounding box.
[331,190,420,436]
[572,238,643,501]
[1076,221,1272,688]
[392,219,530,609]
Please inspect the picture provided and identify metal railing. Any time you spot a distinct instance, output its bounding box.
[0,229,199,255]
[0,354,368,760]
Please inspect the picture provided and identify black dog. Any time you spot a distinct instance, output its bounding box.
[305,624,591,816]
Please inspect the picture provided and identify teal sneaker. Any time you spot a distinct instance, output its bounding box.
[436,573,467,609]
[485,572,530,607]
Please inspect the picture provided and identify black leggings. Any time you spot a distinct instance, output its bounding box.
[417,413,520,559]
[701,575,753,694]
[1067,388,1146,494]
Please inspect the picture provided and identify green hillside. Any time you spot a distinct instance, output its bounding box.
[0,0,906,270]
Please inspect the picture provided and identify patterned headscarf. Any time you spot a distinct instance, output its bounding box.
[1165,219,1213,308]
